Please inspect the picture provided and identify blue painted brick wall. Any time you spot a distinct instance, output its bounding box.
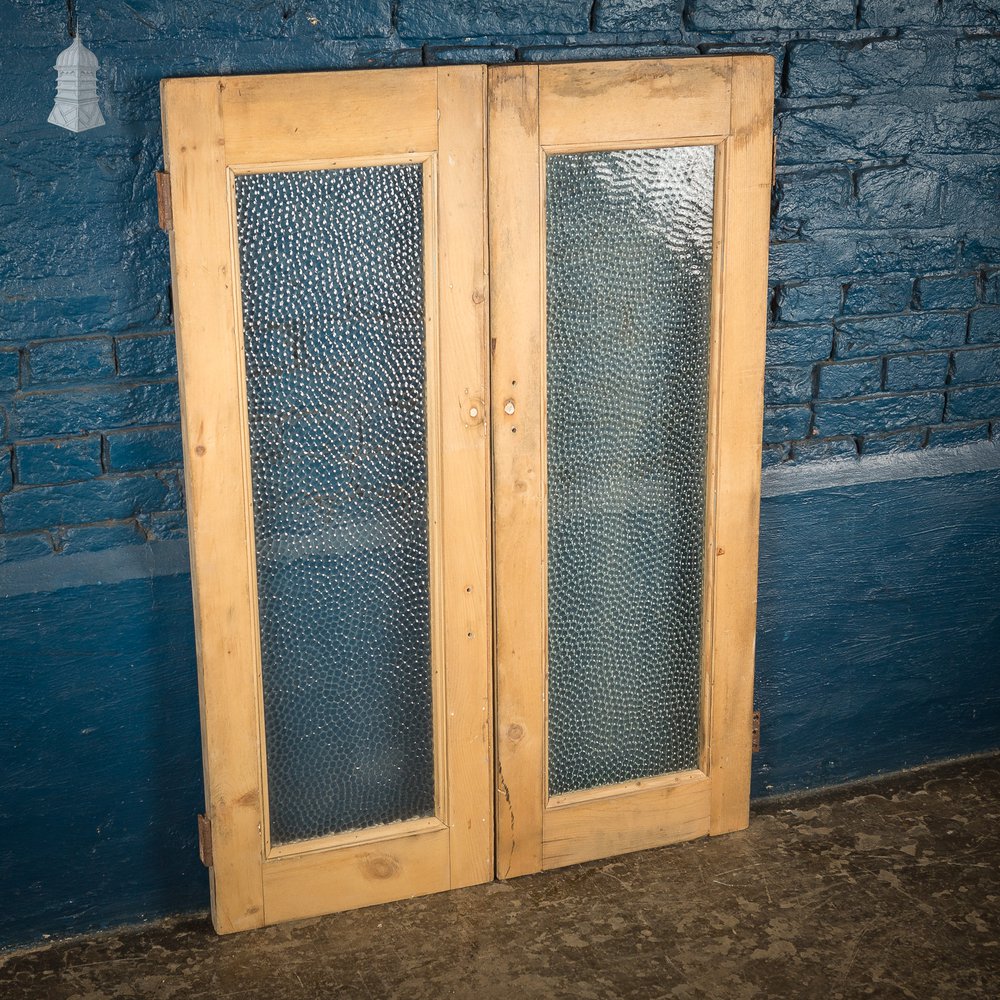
[0,2,998,553]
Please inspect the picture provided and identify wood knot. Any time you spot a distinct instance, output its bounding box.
[507,723,525,743]
[363,853,400,880]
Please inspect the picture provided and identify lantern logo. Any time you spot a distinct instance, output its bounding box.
[49,34,105,134]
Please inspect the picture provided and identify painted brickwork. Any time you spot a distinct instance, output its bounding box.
[1,2,999,555]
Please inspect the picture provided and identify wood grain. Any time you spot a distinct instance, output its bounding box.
[539,58,731,147]
[221,68,438,163]
[543,773,711,869]
[263,826,451,924]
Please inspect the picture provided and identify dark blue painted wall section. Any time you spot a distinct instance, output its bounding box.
[754,457,1000,796]
[1,569,203,949]
[1,0,998,953]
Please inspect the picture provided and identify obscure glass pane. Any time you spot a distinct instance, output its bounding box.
[545,146,714,796]
[234,165,434,845]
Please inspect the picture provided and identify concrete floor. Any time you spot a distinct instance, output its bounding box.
[2,754,998,1000]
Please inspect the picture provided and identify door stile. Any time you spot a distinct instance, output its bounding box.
[488,64,546,880]
[435,65,495,889]
[161,76,267,934]
[706,57,773,834]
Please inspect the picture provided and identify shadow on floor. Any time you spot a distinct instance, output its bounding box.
[2,753,998,999]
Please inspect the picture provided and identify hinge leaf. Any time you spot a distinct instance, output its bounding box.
[197,813,213,868]
[156,171,173,232]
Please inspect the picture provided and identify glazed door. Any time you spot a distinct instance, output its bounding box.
[161,67,493,934]
[490,59,773,876]
[163,58,772,934]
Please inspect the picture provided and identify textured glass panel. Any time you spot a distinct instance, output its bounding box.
[234,165,434,845]
[546,146,714,796]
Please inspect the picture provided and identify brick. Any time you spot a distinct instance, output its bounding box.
[926,100,1000,155]
[12,382,180,439]
[761,444,788,469]
[842,277,914,316]
[817,360,882,400]
[519,42,696,62]
[425,45,517,65]
[762,404,811,443]
[955,37,1000,91]
[917,274,980,312]
[792,436,858,463]
[861,428,926,456]
[776,281,843,324]
[175,1,392,40]
[139,509,187,541]
[0,448,10,493]
[986,273,1000,305]
[0,474,174,532]
[952,346,1000,385]
[593,0,683,31]
[114,333,178,378]
[106,426,183,472]
[397,1,588,39]
[0,348,19,392]
[765,323,833,366]
[946,384,1000,421]
[775,170,851,237]
[770,233,959,282]
[942,165,1000,229]
[15,436,103,486]
[928,421,991,448]
[687,0,854,30]
[0,531,55,562]
[855,165,942,229]
[885,352,950,392]
[860,0,998,27]
[764,365,814,404]
[59,521,146,554]
[778,103,921,164]
[814,392,943,436]
[28,337,114,385]
[835,313,967,359]
[969,307,1000,344]
[786,38,934,99]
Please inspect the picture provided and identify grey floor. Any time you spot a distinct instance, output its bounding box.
[2,754,998,999]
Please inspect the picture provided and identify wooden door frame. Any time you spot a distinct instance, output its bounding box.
[161,65,493,933]
[489,57,774,878]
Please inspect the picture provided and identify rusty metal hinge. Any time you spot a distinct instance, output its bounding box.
[197,813,214,868]
[751,710,761,753]
[156,171,173,232]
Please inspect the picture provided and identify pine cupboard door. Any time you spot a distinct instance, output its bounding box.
[490,58,773,877]
[160,67,492,933]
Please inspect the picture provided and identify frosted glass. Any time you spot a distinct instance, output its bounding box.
[234,165,434,845]
[545,146,715,796]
